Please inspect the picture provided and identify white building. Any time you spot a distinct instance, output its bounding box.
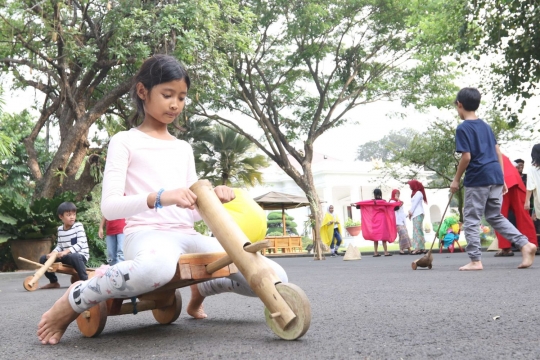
[248,153,452,246]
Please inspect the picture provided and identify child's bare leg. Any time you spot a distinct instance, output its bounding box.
[518,243,537,269]
[373,242,379,255]
[187,284,207,319]
[459,260,483,271]
[37,281,81,345]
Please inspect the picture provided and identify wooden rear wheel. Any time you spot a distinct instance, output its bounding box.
[152,289,182,324]
[76,301,108,337]
[264,283,311,340]
[23,276,38,292]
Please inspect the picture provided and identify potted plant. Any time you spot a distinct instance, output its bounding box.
[345,218,362,237]
[0,194,87,270]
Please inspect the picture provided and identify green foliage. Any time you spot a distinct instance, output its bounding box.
[0,111,52,206]
[83,222,107,268]
[267,231,284,236]
[266,211,297,235]
[192,125,269,187]
[345,218,361,227]
[463,1,540,119]
[0,192,89,241]
[356,128,418,161]
[194,221,209,236]
[0,0,255,198]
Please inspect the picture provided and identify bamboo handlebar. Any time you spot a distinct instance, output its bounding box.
[205,241,270,274]
[28,252,57,288]
[17,257,54,271]
[190,180,296,329]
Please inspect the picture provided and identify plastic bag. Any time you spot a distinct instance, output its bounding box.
[223,189,267,242]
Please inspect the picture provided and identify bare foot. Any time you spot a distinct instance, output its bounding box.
[37,281,81,344]
[459,261,483,271]
[518,243,537,269]
[40,282,60,290]
[187,284,207,319]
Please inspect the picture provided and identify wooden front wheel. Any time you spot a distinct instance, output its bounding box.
[264,283,311,340]
[152,289,182,324]
[76,301,108,337]
[23,276,38,292]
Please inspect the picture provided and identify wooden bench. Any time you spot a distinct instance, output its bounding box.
[261,236,303,255]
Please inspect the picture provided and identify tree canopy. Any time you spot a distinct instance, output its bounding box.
[463,1,540,119]
[355,128,418,161]
[193,0,466,257]
[0,0,253,199]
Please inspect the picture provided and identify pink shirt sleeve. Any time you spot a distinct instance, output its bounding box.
[101,133,152,220]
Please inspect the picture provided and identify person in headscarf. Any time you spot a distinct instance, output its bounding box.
[525,144,540,247]
[389,189,412,255]
[408,180,427,255]
[494,154,538,256]
[320,205,343,257]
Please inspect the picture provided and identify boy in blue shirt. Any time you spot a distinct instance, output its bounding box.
[449,87,536,270]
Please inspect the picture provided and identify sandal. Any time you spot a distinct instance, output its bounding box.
[399,251,407,255]
[411,250,422,255]
[384,253,392,256]
[373,254,381,257]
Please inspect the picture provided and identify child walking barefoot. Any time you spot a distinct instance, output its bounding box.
[450,87,536,270]
[37,55,288,345]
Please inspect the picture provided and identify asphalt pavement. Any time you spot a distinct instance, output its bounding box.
[1,251,539,360]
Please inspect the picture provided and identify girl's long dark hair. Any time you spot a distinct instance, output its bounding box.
[129,54,191,128]
[532,143,540,167]
[373,188,382,200]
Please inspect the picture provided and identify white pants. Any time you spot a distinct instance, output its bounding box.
[68,230,288,313]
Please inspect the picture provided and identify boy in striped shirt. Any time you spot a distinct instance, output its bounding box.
[39,202,89,289]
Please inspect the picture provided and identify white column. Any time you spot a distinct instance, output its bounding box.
[350,186,360,222]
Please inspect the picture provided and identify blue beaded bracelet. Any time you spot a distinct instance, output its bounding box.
[154,188,164,211]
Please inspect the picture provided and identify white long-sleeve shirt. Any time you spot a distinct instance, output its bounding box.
[409,191,425,219]
[101,128,200,235]
[390,200,406,225]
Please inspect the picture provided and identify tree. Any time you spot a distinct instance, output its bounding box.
[0,0,253,199]
[355,128,418,161]
[192,124,269,187]
[382,111,534,221]
[462,1,540,122]
[193,0,465,258]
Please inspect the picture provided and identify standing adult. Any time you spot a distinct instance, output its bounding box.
[390,189,412,255]
[98,216,126,265]
[320,205,343,257]
[525,144,540,247]
[408,180,427,255]
[494,154,538,256]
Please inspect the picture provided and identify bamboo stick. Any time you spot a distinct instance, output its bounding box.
[205,241,270,274]
[17,257,54,271]
[28,252,57,288]
[190,180,296,329]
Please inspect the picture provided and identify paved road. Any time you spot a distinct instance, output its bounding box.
[1,251,539,359]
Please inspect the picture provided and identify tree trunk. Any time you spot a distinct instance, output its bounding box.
[294,165,325,260]
[456,187,465,223]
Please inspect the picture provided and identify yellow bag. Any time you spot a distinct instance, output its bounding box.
[451,223,460,234]
[223,189,267,242]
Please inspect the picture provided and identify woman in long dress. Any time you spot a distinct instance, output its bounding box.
[390,189,412,255]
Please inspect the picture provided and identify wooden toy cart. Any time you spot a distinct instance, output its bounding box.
[27,180,312,340]
[19,254,96,291]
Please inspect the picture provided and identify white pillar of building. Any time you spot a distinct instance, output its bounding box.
[350,186,360,222]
